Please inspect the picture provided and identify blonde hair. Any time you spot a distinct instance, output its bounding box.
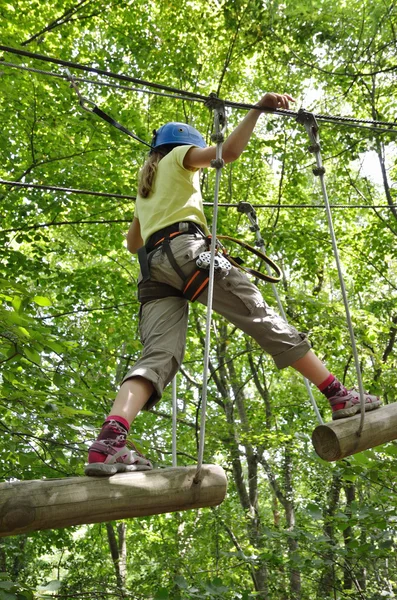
[138,151,163,198]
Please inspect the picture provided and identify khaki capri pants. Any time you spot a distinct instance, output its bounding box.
[123,233,311,410]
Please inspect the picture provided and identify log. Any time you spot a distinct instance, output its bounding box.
[0,465,227,538]
[312,404,397,462]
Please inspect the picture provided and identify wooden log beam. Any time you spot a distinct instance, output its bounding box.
[0,465,227,538]
[312,404,397,462]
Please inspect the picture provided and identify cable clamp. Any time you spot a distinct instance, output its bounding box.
[205,92,225,111]
[237,201,257,219]
[206,92,226,132]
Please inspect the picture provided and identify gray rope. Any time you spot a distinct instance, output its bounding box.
[195,104,226,483]
[0,178,136,200]
[238,203,323,425]
[298,111,366,435]
[1,61,204,104]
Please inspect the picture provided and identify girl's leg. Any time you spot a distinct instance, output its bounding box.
[203,270,381,420]
[85,294,189,476]
[290,350,330,385]
[110,376,154,426]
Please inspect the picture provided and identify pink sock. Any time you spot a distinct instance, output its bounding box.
[317,375,348,411]
[88,415,130,463]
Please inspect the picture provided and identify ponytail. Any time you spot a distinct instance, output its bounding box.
[138,151,163,198]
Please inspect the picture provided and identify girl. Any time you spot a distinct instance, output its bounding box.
[85,92,381,476]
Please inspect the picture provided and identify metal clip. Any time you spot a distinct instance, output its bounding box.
[65,69,95,114]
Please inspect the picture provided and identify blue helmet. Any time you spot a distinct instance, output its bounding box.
[151,122,206,151]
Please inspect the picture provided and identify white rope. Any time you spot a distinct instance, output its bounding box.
[195,105,226,482]
[172,376,178,467]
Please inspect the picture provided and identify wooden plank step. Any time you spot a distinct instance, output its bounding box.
[0,465,227,537]
[312,403,397,461]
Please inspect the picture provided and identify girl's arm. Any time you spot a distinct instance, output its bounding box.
[184,92,294,169]
[126,217,144,254]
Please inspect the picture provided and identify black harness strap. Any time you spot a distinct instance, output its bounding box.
[137,246,151,283]
[92,105,153,148]
[137,222,210,305]
[161,238,187,282]
[138,280,183,305]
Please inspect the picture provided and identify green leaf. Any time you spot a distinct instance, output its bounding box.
[174,575,188,589]
[23,346,41,365]
[153,590,169,600]
[32,296,52,307]
[0,583,15,591]
[0,591,17,600]
[306,503,323,520]
[11,297,22,311]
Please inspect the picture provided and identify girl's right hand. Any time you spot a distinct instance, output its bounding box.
[257,92,295,110]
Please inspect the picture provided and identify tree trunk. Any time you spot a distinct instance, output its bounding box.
[0,540,6,572]
[318,472,342,597]
[343,482,355,591]
[283,443,300,600]
[106,522,126,594]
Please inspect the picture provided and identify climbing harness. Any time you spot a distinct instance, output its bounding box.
[137,223,282,306]
[296,109,367,436]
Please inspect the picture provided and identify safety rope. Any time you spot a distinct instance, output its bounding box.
[65,69,152,149]
[297,110,367,435]
[1,45,397,134]
[237,202,324,425]
[194,97,227,483]
[172,376,178,467]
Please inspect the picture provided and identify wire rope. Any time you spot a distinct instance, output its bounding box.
[1,61,203,104]
[0,179,136,200]
[1,180,395,210]
[1,45,397,134]
[172,376,178,467]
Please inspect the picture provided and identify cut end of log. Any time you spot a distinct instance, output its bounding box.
[312,425,342,462]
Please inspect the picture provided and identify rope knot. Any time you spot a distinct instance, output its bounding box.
[211,132,225,143]
[210,158,225,169]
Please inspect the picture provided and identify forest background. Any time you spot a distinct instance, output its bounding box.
[1,0,397,598]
